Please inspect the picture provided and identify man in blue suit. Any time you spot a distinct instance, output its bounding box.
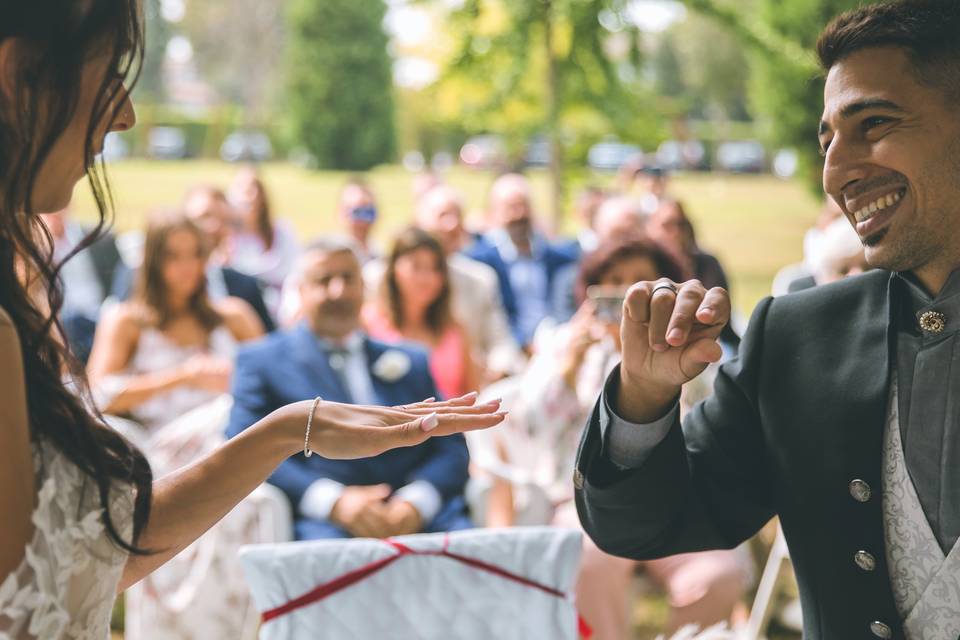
[481,173,578,348]
[225,236,472,540]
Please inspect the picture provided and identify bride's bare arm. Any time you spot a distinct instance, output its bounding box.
[119,394,505,591]
[0,311,36,582]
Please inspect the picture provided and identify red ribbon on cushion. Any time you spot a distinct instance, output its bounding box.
[260,534,592,638]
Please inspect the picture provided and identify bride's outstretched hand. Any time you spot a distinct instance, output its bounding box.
[278,392,506,460]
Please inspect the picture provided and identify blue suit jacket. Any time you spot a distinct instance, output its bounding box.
[225,323,469,517]
[461,237,519,330]
[473,233,578,345]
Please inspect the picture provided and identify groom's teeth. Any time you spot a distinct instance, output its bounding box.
[853,190,903,223]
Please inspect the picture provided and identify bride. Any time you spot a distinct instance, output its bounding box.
[0,3,505,638]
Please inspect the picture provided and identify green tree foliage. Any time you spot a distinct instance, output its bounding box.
[181,0,285,122]
[430,0,662,225]
[284,0,396,170]
[135,0,169,103]
[681,0,872,191]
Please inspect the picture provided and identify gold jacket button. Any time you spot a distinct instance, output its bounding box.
[849,479,872,502]
[573,469,584,490]
[870,620,892,639]
[855,550,877,572]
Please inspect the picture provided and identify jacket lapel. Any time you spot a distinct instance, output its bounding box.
[835,274,894,481]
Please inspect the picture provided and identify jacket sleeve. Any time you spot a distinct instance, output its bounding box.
[226,345,317,509]
[575,296,777,560]
[402,351,469,500]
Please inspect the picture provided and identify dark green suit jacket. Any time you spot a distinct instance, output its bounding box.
[575,269,906,640]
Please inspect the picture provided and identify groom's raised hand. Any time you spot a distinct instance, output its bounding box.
[616,279,730,423]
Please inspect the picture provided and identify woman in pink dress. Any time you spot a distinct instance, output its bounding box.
[364,227,480,399]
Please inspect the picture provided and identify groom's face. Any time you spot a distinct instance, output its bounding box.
[299,249,364,339]
[820,46,960,278]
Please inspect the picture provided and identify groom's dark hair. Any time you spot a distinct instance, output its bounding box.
[817,0,960,103]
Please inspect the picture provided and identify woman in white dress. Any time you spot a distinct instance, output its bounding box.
[86,210,270,639]
[87,209,262,433]
[0,6,505,638]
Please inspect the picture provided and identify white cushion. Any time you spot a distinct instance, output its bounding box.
[239,526,583,640]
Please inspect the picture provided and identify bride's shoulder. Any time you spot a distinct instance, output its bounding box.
[0,304,14,329]
[0,307,22,364]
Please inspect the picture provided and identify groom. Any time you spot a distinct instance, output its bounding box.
[575,3,960,639]
[226,236,472,540]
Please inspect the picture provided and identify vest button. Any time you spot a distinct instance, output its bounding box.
[870,621,892,638]
[855,550,877,572]
[573,469,584,490]
[849,479,872,502]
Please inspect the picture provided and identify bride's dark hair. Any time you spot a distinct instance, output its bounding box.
[0,1,152,552]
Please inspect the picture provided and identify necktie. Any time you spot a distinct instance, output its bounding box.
[327,346,354,404]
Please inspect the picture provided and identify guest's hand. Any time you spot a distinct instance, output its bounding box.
[382,499,423,537]
[560,302,604,389]
[330,484,393,538]
[181,354,232,393]
[273,392,507,460]
[617,279,729,423]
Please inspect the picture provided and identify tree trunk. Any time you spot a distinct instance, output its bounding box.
[543,0,564,235]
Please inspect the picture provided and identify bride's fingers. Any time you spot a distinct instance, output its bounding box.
[399,392,479,411]
[379,411,508,450]
[400,399,501,417]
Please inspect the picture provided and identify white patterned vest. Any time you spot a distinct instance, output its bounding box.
[882,379,960,640]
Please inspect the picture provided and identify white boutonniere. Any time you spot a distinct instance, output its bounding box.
[372,349,411,383]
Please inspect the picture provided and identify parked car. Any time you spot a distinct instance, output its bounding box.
[656,140,707,171]
[100,132,130,163]
[587,138,642,172]
[772,148,799,179]
[147,126,188,160]
[524,136,552,168]
[459,135,506,169]
[715,140,766,173]
[220,130,273,163]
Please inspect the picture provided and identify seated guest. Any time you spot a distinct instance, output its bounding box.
[88,211,274,640]
[485,236,749,639]
[481,173,577,348]
[364,227,481,400]
[563,185,607,257]
[365,185,523,379]
[38,206,122,363]
[647,198,727,292]
[647,198,740,353]
[226,236,473,540]
[227,165,301,295]
[111,185,276,332]
[339,176,381,264]
[551,195,648,323]
[789,216,869,293]
[87,210,264,431]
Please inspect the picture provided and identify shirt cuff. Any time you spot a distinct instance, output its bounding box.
[394,480,442,524]
[300,479,346,521]
[599,372,679,469]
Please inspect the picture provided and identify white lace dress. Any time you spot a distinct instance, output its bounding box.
[0,439,134,639]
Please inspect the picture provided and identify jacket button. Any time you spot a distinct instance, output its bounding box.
[870,621,892,638]
[573,469,584,490]
[855,550,877,572]
[849,479,872,502]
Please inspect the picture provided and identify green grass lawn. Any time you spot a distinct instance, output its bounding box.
[71,161,821,318]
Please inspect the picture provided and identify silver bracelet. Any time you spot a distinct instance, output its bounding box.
[304,396,322,457]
